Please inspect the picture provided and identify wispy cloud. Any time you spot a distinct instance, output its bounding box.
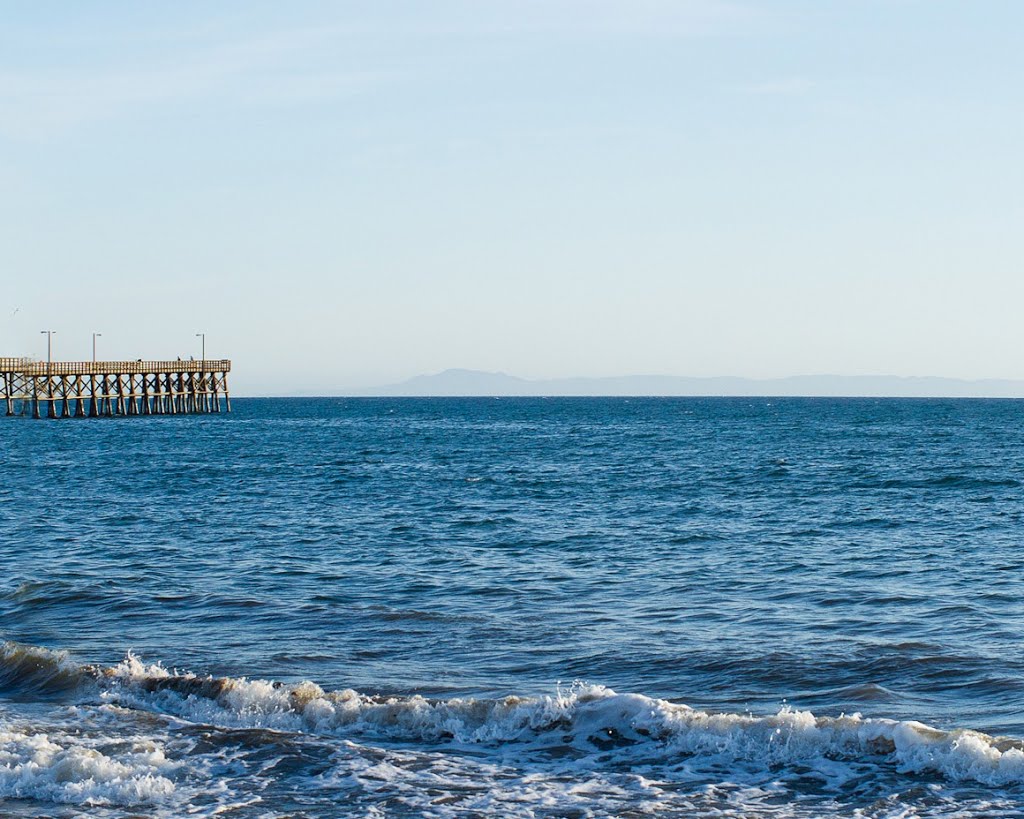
[398,0,762,36]
[0,26,384,139]
[0,1,763,139]
[733,77,815,96]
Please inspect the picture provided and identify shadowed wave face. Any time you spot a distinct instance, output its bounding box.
[2,397,1024,816]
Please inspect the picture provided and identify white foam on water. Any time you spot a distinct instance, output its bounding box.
[0,704,267,818]
[280,739,1024,819]
[98,654,1024,793]
[0,720,177,806]
[316,740,699,818]
[4,642,1024,816]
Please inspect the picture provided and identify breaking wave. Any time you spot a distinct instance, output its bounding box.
[0,722,177,806]
[4,638,1024,806]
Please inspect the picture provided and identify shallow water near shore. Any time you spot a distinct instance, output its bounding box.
[2,397,1024,816]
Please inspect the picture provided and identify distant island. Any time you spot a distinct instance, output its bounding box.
[351,369,1024,398]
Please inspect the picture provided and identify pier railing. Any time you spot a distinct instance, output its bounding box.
[0,359,231,376]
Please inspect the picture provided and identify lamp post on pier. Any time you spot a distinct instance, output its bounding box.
[92,332,102,363]
[40,330,55,419]
[194,333,207,413]
[41,330,55,371]
[40,331,55,374]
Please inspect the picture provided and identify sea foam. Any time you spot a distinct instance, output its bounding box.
[95,651,1024,790]
[4,639,1024,811]
[0,721,177,806]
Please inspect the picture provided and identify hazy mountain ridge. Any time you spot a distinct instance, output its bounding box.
[356,369,1024,398]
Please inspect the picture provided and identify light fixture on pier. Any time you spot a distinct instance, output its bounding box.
[40,330,55,373]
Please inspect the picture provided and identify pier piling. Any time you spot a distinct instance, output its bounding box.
[0,358,231,419]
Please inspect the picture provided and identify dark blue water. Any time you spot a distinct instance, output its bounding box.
[2,398,1024,817]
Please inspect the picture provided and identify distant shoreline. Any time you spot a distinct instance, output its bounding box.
[323,369,1024,400]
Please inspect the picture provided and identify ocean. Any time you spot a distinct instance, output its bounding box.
[2,397,1024,817]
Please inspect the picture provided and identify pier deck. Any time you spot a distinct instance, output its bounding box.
[0,358,231,418]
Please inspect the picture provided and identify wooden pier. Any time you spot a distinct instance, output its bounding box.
[0,358,231,419]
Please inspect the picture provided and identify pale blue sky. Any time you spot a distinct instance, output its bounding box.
[2,1,1021,394]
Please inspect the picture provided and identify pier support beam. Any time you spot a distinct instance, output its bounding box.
[0,359,232,419]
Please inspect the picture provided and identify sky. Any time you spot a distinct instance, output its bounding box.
[1,1,1022,395]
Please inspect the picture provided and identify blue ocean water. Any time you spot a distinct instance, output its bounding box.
[2,397,1024,817]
